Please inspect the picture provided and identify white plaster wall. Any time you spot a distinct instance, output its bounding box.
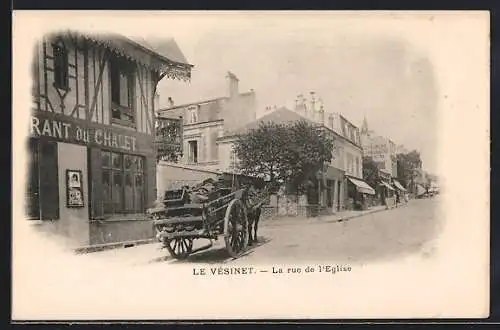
[57,142,90,247]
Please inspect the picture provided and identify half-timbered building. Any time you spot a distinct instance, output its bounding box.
[27,30,193,247]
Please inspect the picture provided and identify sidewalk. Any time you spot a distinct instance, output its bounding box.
[260,202,409,228]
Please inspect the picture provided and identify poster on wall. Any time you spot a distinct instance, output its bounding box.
[66,170,84,208]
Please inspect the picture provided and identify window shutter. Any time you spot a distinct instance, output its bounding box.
[39,141,59,220]
[88,147,104,219]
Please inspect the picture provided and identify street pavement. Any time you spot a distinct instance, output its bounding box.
[13,196,443,319]
[81,196,442,267]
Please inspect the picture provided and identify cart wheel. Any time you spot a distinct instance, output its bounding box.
[165,238,193,260]
[224,199,249,258]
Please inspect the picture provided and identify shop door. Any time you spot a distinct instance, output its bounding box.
[26,139,40,219]
[25,139,60,220]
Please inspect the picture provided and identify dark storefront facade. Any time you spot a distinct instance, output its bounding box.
[26,31,192,247]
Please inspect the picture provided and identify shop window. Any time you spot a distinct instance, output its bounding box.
[25,138,60,220]
[101,151,145,214]
[110,58,135,125]
[53,43,69,90]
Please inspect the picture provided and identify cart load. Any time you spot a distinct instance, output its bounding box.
[147,176,268,260]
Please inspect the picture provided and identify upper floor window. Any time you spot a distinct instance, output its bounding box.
[187,106,198,124]
[187,140,198,163]
[110,58,135,125]
[53,43,69,90]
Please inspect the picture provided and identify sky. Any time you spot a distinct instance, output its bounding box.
[14,11,490,177]
[152,13,443,175]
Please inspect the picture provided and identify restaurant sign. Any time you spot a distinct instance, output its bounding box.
[30,114,141,152]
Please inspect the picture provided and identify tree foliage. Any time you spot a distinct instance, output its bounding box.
[155,118,183,163]
[156,144,181,163]
[233,120,334,193]
[396,150,423,188]
[362,156,380,188]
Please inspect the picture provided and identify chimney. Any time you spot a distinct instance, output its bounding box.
[226,71,239,98]
[319,104,325,125]
[168,97,174,108]
[310,91,316,111]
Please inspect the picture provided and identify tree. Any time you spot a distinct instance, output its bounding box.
[233,120,334,193]
[156,144,182,163]
[284,120,335,193]
[396,150,423,190]
[155,118,183,163]
[362,156,380,189]
[233,121,290,191]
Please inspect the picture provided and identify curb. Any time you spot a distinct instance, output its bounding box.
[327,207,387,224]
[262,203,407,227]
[74,238,155,254]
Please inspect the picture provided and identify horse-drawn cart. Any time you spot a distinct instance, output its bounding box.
[147,181,267,260]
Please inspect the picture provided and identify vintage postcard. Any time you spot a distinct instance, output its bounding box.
[12,11,490,321]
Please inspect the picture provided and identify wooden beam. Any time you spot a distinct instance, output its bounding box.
[137,64,153,133]
[88,49,107,121]
[84,40,89,118]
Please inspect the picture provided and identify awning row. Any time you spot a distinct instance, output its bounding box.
[379,181,395,191]
[348,177,376,195]
[392,180,407,192]
[348,177,408,195]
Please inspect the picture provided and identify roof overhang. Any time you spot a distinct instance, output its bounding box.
[61,30,193,82]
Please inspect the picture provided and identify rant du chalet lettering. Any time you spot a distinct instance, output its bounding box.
[30,115,137,152]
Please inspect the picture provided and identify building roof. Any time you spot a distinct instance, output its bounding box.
[223,107,363,151]
[229,107,316,136]
[128,36,191,65]
[157,90,256,114]
[60,30,193,81]
[158,96,226,113]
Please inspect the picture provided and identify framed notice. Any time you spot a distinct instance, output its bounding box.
[66,169,84,208]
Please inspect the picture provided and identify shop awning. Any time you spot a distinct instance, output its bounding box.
[348,177,376,195]
[416,184,426,196]
[392,180,407,192]
[379,181,395,191]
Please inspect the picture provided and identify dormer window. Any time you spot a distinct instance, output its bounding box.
[53,43,69,90]
[110,57,135,125]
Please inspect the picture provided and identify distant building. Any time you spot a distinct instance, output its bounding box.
[156,72,257,171]
[360,116,398,178]
[224,102,372,213]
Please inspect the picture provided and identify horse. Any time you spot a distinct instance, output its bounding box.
[247,203,262,246]
[242,185,265,246]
